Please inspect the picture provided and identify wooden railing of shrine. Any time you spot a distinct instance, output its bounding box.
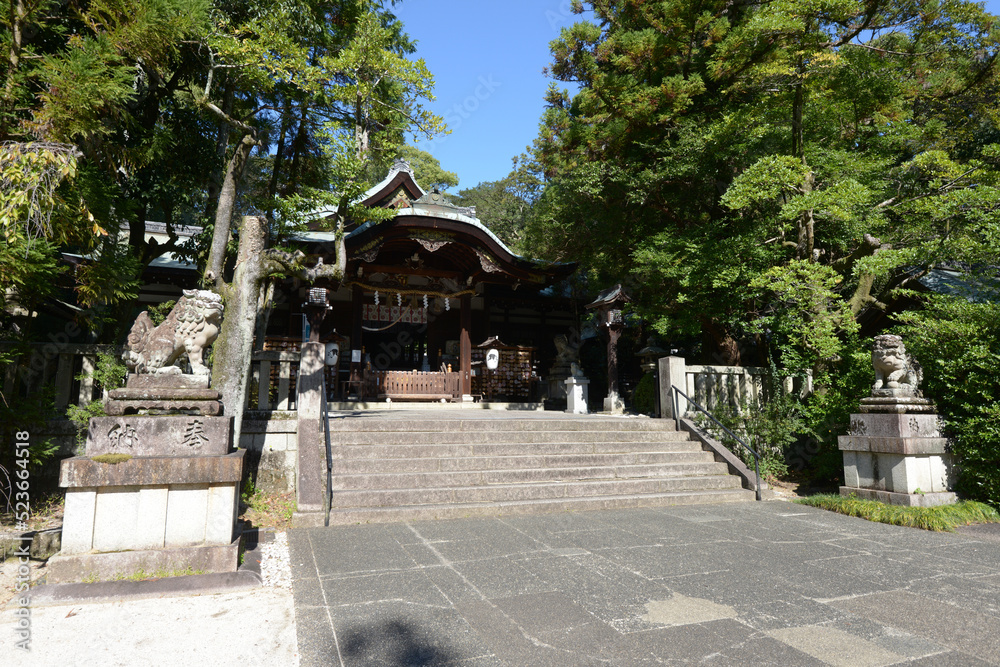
[366,370,463,402]
[247,350,299,411]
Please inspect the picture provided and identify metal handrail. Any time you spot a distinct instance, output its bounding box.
[671,385,763,501]
[322,386,333,527]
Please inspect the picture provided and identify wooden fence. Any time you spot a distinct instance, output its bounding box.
[246,351,299,411]
[1,343,117,410]
[366,370,462,401]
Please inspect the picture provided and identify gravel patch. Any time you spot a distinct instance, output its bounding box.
[260,532,292,590]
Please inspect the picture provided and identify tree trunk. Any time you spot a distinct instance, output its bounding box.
[2,0,26,138]
[265,98,293,219]
[791,52,817,262]
[205,132,257,287]
[204,82,234,224]
[701,317,742,366]
[253,281,275,352]
[211,215,267,450]
[287,101,310,195]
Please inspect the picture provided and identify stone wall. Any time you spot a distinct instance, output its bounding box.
[240,411,299,495]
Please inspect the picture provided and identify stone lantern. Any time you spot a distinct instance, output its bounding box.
[586,284,631,413]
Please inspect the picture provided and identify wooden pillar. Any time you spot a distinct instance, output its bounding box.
[351,285,363,353]
[460,293,472,398]
[607,327,621,397]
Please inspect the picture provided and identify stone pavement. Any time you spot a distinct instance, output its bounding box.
[289,501,1000,666]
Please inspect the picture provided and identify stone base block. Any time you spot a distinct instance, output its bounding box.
[840,486,958,507]
[841,449,953,495]
[126,374,210,390]
[45,539,239,584]
[60,480,240,554]
[86,415,232,456]
[603,393,624,414]
[105,399,222,416]
[62,450,244,487]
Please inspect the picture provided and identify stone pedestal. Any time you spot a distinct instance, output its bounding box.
[51,375,242,583]
[565,376,590,415]
[548,362,573,400]
[839,397,956,507]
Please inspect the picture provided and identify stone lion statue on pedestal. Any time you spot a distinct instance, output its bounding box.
[124,290,224,376]
[872,334,922,396]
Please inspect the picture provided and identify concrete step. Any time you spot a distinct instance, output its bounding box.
[333,450,714,473]
[330,475,743,508]
[327,417,685,433]
[338,442,715,460]
[330,430,693,445]
[311,489,756,526]
[333,462,731,490]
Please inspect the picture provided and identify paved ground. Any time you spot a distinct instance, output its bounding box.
[290,501,1000,666]
[3,587,297,666]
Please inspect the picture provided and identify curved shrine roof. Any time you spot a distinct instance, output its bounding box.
[298,161,575,289]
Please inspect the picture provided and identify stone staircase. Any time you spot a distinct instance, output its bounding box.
[323,415,754,525]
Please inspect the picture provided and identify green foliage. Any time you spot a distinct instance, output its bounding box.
[797,495,1000,532]
[0,381,60,472]
[895,295,1000,507]
[790,346,873,485]
[397,145,458,191]
[749,260,859,372]
[631,373,656,415]
[73,240,142,309]
[66,352,127,450]
[66,401,109,452]
[147,300,176,327]
[454,164,541,253]
[0,237,67,316]
[0,142,88,245]
[696,387,806,481]
[528,0,1000,369]
[241,479,295,530]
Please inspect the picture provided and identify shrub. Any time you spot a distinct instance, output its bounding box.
[895,295,1000,507]
[65,351,127,451]
[632,373,656,415]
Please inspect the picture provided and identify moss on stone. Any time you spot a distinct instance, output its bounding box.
[90,453,132,465]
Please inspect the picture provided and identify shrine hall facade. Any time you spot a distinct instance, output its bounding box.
[292,161,578,402]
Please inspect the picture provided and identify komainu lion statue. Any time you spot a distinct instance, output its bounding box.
[872,334,922,395]
[124,290,224,376]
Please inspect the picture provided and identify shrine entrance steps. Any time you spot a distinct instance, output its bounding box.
[319,411,754,525]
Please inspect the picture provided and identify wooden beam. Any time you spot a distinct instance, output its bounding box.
[461,294,472,398]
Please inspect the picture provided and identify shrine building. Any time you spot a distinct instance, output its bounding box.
[288,160,578,404]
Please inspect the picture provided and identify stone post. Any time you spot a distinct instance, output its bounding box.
[658,356,687,421]
[565,376,590,415]
[296,342,326,512]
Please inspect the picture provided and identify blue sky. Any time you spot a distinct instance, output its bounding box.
[396,0,579,190]
[397,0,1000,191]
